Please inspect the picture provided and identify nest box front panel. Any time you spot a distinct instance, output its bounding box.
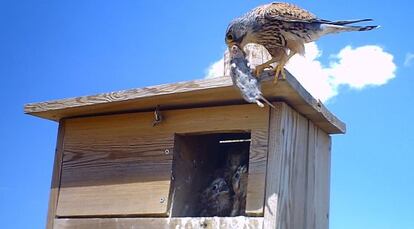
[55,104,270,217]
[56,112,174,217]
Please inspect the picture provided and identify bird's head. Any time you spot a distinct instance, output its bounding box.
[225,18,248,49]
[210,178,229,194]
[232,165,248,193]
[202,178,230,202]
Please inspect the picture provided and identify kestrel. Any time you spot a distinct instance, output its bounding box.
[225,2,378,82]
[230,165,248,216]
[199,177,233,216]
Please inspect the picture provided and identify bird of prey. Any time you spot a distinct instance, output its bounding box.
[230,165,248,216]
[225,147,248,176]
[199,177,233,216]
[225,2,378,82]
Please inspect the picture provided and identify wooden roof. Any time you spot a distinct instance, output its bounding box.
[24,71,346,134]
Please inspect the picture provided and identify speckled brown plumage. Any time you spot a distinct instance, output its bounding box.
[253,2,316,22]
[199,148,249,217]
[225,2,378,81]
[199,178,233,217]
[230,165,248,216]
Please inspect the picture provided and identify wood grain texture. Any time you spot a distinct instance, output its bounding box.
[308,122,331,229]
[54,217,263,229]
[24,69,345,134]
[305,122,317,229]
[170,134,225,217]
[264,103,284,229]
[46,121,66,229]
[264,102,332,229]
[57,104,269,217]
[246,129,269,215]
[281,104,308,229]
[57,123,174,216]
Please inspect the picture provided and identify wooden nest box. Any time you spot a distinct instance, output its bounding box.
[25,47,345,229]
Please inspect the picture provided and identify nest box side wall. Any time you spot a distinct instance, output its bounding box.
[264,102,331,229]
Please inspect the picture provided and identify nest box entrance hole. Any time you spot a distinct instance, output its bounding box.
[170,132,250,217]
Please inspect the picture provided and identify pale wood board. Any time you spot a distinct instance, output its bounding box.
[246,129,269,215]
[286,105,309,229]
[24,71,345,134]
[269,103,309,229]
[304,122,331,228]
[47,121,66,229]
[56,104,269,217]
[263,103,284,229]
[313,123,332,228]
[57,123,174,216]
[305,122,317,228]
[54,217,263,229]
[264,102,332,229]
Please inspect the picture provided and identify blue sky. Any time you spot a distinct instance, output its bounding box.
[0,1,413,228]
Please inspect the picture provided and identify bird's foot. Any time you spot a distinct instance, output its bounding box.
[273,64,286,83]
[254,64,273,77]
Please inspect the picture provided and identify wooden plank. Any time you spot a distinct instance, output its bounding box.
[57,104,269,217]
[170,134,225,217]
[289,107,309,229]
[264,102,284,229]
[272,103,309,229]
[314,124,331,228]
[24,71,345,134]
[265,102,326,229]
[57,131,174,216]
[46,120,66,229]
[246,129,269,215]
[305,122,317,228]
[54,217,264,229]
[304,122,332,229]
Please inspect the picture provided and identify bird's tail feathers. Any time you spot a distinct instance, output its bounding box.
[320,24,379,35]
[324,18,373,25]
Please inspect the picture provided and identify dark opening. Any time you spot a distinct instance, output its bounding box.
[170,132,250,217]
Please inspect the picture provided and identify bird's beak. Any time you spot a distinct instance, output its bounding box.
[226,40,236,49]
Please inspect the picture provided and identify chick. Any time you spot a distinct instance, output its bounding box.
[199,177,233,216]
[231,165,248,216]
[224,147,248,181]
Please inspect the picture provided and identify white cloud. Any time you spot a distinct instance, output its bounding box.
[327,45,396,89]
[205,57,225,79]
[287,43,396,101]
[286,43,337,102]
[205,43,397,102]
[404,53,414,67]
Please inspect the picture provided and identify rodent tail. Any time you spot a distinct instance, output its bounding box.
[259,96,275,109]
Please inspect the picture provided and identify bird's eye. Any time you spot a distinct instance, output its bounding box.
[212,184,218,190]
[226,34,233,41]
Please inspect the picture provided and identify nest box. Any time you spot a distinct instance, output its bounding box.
[25,46,345,229]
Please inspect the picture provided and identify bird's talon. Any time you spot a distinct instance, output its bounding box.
[280,70,287,80]
[273,66,281,83]
[254,68,263,77]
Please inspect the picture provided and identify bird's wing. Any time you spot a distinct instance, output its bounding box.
[260,3,374,25]
[260,2,318,22]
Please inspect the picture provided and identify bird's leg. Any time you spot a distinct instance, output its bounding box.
[254,58,277,77]
[274,51,296,83]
